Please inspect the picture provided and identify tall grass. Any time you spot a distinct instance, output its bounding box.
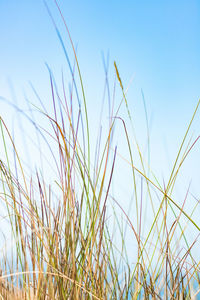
[0,2,200,299]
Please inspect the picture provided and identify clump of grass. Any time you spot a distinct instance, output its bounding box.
[0,2,200,299]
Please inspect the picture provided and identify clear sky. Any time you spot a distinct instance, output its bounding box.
[0,0,200,178]
[0,1,200,256]
[0,1,200,133]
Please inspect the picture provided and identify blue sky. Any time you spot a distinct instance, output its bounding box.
[1,1,200,106]
[0,1,200,253]
[0,0,200,174]
[0,1,200,127]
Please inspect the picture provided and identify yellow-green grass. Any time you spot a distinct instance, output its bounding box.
[0,2,200,299]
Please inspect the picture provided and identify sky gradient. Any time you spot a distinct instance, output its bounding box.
[1,0,200,174]
[1,1,200,130]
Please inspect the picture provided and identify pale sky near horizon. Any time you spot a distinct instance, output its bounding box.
[0,0,200,257]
